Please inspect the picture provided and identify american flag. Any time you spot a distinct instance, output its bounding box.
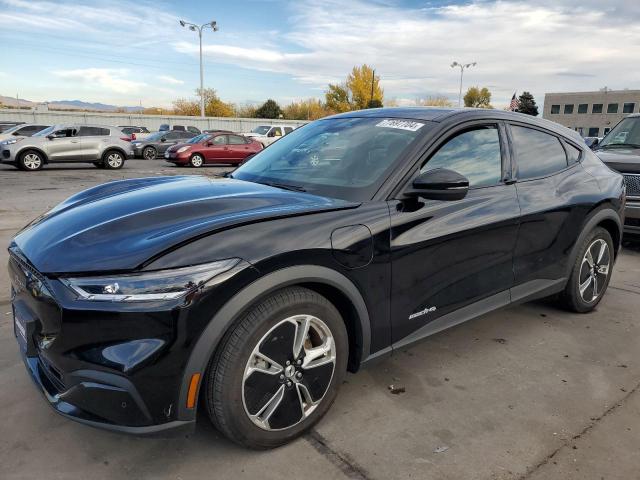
[509,92,519,111]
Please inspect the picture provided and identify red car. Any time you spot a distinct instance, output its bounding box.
[164,132,263,167]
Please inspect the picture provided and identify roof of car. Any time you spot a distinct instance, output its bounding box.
[327,107,584,145]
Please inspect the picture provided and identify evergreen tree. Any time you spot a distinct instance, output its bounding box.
[517,91,539,116]
[255,99,283,119]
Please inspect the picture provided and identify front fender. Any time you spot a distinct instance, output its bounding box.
[175,265,371,422]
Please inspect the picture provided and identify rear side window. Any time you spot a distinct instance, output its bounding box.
[511,126,567,179]
[78,127,110,136]
[565,143,582,164]
[421,125,502,187]
[284,127,293,134]
[227,135,246,145]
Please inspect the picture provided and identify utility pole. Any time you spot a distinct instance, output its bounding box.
[179,19,219,118]
[370,69,375,105]
[450,61,477,107]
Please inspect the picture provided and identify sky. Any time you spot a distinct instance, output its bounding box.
[1,0,639,109]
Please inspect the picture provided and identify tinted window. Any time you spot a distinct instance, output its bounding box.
[173,125,186,131]
[564,104,574,114]
[17,125,45,135]
[166,131,185,139]
[78,127,110,136]
[284,127,293,134]
[511,126,567,179]
[212,135,227,145]
[623,103,635,114]
[421,126,502,187]
[565,143,582,164]
[592,104,603,114]
[607,103,618,114]
[159,124,170,131]
[228,135,246,145]
[551,105,560,114]
[578,104,588,114]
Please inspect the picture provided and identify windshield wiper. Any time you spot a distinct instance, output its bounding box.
[259,181,306,192]
[598,143,640,149]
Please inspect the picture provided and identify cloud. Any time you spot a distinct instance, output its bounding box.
[52,68,146,93]
[158,75,185,85]
[173,0,640,106]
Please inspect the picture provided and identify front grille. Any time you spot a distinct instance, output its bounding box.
[623,174,640,197]
[9,247,48,286]
[625,217,640,227]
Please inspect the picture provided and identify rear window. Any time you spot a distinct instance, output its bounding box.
[78,127,110,137]
[511,126,568,179]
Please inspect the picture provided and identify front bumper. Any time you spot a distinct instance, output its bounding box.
[623,197,640,234]
[1,147,16,163]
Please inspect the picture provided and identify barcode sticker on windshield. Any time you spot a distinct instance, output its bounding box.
[376,119,424,131]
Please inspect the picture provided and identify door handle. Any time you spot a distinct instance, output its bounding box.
[70,140,79,143]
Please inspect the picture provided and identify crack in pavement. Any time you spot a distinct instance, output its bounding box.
[305,429,371,480]
[609,285,640,295]
[516,379,640,480]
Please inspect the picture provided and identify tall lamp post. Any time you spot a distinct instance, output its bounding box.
[179,19,219,118]
[450,61,476,107]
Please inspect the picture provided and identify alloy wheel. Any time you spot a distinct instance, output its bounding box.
[242,315,336,431]
[578,238,610,303]
[23,153,42,170]
[191,155,204,167]
[106,153,123,168]
[143,147,156,160]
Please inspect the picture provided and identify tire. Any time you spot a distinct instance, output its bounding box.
[560,226,614,313]
[103,150,125,169]
[18,150,44,171]
[205,286,348,449]
[142,146,157,160]
[189,153,204,168]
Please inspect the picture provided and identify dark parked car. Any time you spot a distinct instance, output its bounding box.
[9,108,623,449]
[159,124,201,135]
[593,113,640,234]
[131,130,196,159]
[0,121,25,133]
[164,132,263,167]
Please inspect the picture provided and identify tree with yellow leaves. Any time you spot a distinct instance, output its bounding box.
[325,64,384,113]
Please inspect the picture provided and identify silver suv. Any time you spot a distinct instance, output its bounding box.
[0,124,134,171]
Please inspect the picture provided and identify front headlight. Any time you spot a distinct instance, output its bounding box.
[1,138,22,145]
[61,259,240,302]
[177,146,191,153]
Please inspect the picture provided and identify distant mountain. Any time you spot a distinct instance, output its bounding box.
[0,95,143,112]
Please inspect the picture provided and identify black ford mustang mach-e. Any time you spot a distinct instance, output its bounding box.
[9,108,624,448]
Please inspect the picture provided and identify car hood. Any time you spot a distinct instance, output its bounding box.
[594,148,640,174]
[12,176,357,274]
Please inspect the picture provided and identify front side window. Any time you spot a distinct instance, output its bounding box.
[212,135,227,145]
[578,104,588,114]
[511,125,567,179]
[607,103,619,114]
[551,105,560,114]
[233,117,428,201]
[592,104,603,114]
[251,126,271,135]
[564,104,574,114]
[421,126,502,188]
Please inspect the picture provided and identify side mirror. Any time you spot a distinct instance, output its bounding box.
[47,134,55,140]
[405,168,469,201]
[590,138,599,149]
[160,137,167,142]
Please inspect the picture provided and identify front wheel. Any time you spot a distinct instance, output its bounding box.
[189,154,204,168]
[560,226,614,312]
[205,287,348,449]
[142,146,157,160]
[18,150,44,171]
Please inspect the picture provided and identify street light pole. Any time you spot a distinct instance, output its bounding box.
[179,19,219,118]
[450,61,477,107]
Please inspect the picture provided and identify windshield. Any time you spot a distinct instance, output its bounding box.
[598,117,640,149]
[187,133,211,144]
[144,132,166,141]
[232,117,428,201]
[251,126,271,135]
[33,126,55,137]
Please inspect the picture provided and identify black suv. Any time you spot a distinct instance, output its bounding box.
[9,108,624,448]
[593,113,640,234]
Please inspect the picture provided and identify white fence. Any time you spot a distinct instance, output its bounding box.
[0,109,308,132]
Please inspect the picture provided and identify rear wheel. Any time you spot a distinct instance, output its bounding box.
[189,154,204,168]
[103,151,124,169]
[205,286,348,449]
[142,146,157,160]
[560,227,613,312]
[18,150,44,171]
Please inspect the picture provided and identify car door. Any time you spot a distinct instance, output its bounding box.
[507,123,600,298]
[77,126,110,161]
[388,122,520,347]
[158,131,182,153]
[227,134,251,163]
[44,127,83,161]
[204,134,229,162]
